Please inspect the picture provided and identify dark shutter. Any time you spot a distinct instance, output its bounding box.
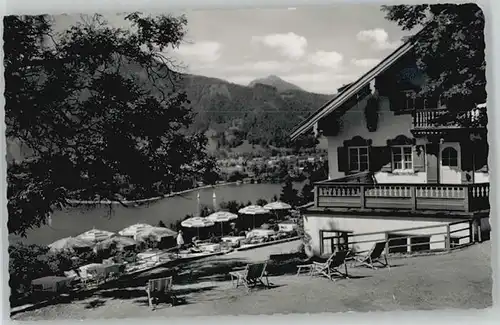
[461,141,474,183]
[370,146,392,172]
[426,143,439,183]
[337,147,348,173]
[413,145,426,172]
[475,141,489,172]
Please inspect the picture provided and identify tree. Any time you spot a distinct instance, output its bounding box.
[300,181,314,205]
[280,177,299,207]
[381,3,486,124]
[256,198,268,206]
[157,220,166,228]
[4,13,217,236]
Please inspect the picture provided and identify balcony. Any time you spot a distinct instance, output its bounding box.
[314,182,490,214]
[411,107,487,136]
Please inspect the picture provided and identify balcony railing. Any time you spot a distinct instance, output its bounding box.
[412,108,487,130]
[314,182,490,213]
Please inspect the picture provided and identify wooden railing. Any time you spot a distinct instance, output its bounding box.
[412,108,486,129]
[315,182,490,212]
[320,219,477,257]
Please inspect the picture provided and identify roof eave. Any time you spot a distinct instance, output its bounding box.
[289,37,417,141]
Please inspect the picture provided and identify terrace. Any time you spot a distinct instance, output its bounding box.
[411,106,487,136]
[312,181,490,215]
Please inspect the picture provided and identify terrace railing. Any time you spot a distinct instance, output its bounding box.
[314,182,490,213]
[320,219,478,257]
[412,108,487,129]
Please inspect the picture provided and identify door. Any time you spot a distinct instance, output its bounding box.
[439,143,461,184]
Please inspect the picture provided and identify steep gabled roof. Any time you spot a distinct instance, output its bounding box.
[290,28,427,141]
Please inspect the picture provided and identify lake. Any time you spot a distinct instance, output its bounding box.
[10,182,305,246]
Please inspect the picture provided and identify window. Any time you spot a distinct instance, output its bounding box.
[441,147,458,167]
[391,146,413,171]
[348,146,369,172]
[320,230,350,255]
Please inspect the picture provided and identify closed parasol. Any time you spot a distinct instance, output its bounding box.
[206,211,238,235]
[49,237,93,252]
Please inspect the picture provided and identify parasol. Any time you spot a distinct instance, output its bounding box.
[238,205,270,228]
[134,226,178,242]
[48,236,93,252]
[77,228,115,243]
[181,216,215,238]
[263,201,292,211]
[118,223,154,237]
[95,236,137,251]
[206,211,238,235]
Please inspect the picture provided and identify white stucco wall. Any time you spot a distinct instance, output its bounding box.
[474,172,490,183]
[303,214,472,257]
[326,96,427,183]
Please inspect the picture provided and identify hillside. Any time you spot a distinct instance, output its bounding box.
[178,74,332,149]
[248,75,303,92]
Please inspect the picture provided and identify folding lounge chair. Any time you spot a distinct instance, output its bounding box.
[229,262,269,290]
[145,276,177,310]
[350,241,390,270]
[296,252,335,276]
[308,250,350,281]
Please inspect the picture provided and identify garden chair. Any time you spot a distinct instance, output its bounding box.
[296,251,336,276]
[308,250,350,281]
[350,241,390,270]
[229,262,269,290]
[145,276,177,310]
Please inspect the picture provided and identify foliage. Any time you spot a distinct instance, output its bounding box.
[279,176,299,207]
[5,13,217,236]
[157,220,167,227]
[227,170,248,182]
[183,74,331,149]
[8,242,78,296]
[299,181,314,206]
[256,198,268,206]
[219,200,244,214]
[381,3,486,122]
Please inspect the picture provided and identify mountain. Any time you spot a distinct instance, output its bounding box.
[248,75,304,92]
[177,74,333,149]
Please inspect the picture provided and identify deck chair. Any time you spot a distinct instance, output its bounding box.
[311,250,350,281]
[296,252,336,276]
[229,262,269,290]
[351,242,390,270]
[145,276,177,310]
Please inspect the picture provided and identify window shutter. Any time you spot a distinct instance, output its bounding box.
[337,146,348,172]
[426,143,439,183]
[413,145,426,172]
[461,141,474,183]
[370,146,391,172]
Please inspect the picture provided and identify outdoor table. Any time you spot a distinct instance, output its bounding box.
[278,221,298,233]
[31,276,71,293]
[197,243,220,253]
[247,229,276,238]
[221,236,246,247]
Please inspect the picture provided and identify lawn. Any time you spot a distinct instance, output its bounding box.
[11,241,492,320]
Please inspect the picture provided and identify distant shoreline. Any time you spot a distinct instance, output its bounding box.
[66,180,248,206]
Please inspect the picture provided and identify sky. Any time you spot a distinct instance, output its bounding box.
[52,5,415,94]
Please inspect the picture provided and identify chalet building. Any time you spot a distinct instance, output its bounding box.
[290,31,489,258]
